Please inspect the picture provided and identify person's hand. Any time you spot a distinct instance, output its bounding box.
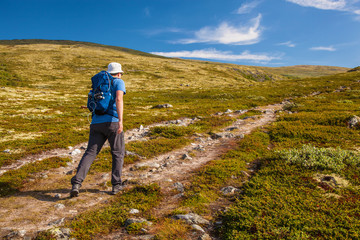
[117,121,123,134]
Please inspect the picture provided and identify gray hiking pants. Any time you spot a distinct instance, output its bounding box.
[71,122,125,186]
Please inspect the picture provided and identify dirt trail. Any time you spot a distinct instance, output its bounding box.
[0,103,282,238]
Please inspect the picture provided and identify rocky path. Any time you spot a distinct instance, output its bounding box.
[0,103,283,239]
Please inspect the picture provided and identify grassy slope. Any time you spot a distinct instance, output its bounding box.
[219,73,360,239]
[0,39,284,167]
[261,65,349,79]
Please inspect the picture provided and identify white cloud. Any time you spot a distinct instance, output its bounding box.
[236,1,261,14]
[150,48,280,63]
[286,0,360,17]
[278,41,296,47]
[177,14,262,45]
[310,46,337,51]
[286,0,347,10]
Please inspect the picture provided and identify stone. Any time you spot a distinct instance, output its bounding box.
[3,149,10,153]
[236,134,245,139]
[5,230,27,238]
[48,218,65,226]
[172,213,210,225]
[135,162,160,169]
[221,186,241,195]
[182,153,193,160]
[243,116,256,120]
[226,127,239,131]
[211,132,234,139]
[55,194,62,199]
[124,218,151,227]
[125,150,138,156]
[54,204,65,210]
[101,173,110,179]
[66,170,74,175]
[129,208,140,214]
[153,103,173,109]
[192,224,205,233]
[60,228,71,237]
[198,233,212,240]
[194,145,205,151]
[348,115,360,128]
[70,149,81,156]
[195,137,205,143]
[314,173,349,189]
[235,110,248,114]
[48,227,71,239]
[173,182,185,193]
[225,109,233,113]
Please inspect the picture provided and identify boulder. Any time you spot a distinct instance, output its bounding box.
[348,115,360,129]
[5,230,27,239]
[70,149,81,156]
[173,182,185,193]
[129,208,140,214]
[221,186,241,195]
[153,104,173,109]
[124,217,152,227]
[48,227,71,239]
[172,213,210,225]
[182,153,193,160]
[192,224,205,233]
[211,132,234,139]
[48,218,65,226]
[314,173,349,189]
[54,204,65,210]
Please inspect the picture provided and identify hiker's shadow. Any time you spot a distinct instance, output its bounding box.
[2,187,111,202]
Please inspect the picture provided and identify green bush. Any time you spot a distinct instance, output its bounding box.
[219,156,360,240]
[0,156,71,196]
[70,184,161,239]
[148,125,195,139]
[277,144,360,173]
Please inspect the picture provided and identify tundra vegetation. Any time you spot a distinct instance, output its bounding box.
[0,40,359,239]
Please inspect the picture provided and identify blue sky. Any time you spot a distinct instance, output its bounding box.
[1,0,359,68]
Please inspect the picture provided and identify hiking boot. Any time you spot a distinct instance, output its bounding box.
[111,184,123,195]
[70,184,81,198]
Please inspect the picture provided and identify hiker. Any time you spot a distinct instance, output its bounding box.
[70,62,126,197]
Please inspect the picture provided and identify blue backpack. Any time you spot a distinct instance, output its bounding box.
[87,71,118,118]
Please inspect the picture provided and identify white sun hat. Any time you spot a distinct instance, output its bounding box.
[107,62,124,74]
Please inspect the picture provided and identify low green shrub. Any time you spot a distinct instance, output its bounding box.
[69,184,161,239]
[148,125,195,139]
[0,156,71,196]
[219,156,360,240]
[181,131,270,213]
[277,144,360,173]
